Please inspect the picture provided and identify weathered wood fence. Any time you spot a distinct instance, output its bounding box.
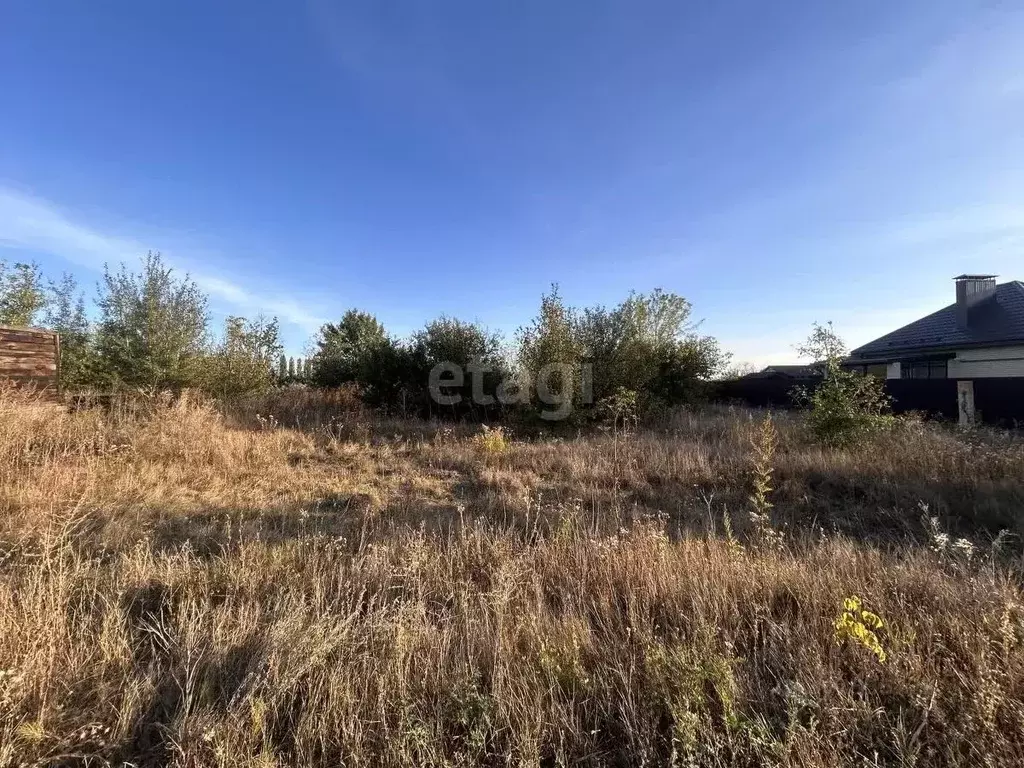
[0,326,60,398]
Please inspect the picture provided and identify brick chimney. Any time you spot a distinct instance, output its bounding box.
[954,274,997,329]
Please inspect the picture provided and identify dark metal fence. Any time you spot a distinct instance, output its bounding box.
[710,375,1024,426]
[884,379,959,419]
[974,379,1024,426]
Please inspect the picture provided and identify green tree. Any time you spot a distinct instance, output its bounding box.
[356,338,420,411]
[797,321,846,364]
[311,309,389,387]
[618,288,694,349]
[413,316,508,417]
[576,305,628,403]
[648,335,727,405]
[43,273,97,389]
[577,289,727,411]
[94,252,209,390]
[276,353,288,382]
[614,289,724,398]
[517,285,587,420]
[0,261,47,327]
[201,315,282,399]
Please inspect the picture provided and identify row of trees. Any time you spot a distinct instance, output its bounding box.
[311,310,509,416]
[276,355,312,384]
[0,254,283,398]
[5,252,893,439]
[1,254,728,420]
[308,286,727,421]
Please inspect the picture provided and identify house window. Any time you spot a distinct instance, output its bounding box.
[847,363,888,377]
[865,364,888,378]
[900,359,947,379]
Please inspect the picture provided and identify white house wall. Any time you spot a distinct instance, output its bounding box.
[948,345,1024,378]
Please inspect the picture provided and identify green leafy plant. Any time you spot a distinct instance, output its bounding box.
[795,322,895,446]
[833,595,887,663]
[310,309,390,388]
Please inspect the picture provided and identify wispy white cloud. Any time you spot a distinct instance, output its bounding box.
[892,9,1024,108]
[880,204,1024,252]
[0,186,142,265]
[0,185,327,334]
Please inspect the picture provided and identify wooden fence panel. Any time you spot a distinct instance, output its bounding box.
[0,326,60,398]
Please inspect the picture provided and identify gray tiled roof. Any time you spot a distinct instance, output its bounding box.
[741,364,820,379]
[850,281,1024,359]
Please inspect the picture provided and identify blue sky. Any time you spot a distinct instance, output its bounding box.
[2,1,1023,363]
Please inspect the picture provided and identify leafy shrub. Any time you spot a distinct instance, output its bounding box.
[44,273,100,389]
[0,261,46,327]
[794,364,892,448]
[413,316,508,420]
[8,251,727,419]
[198,315,282,400]
[94,252,210,391]
[795,322,895,446]
[517,285,587,421]
[518,286,726,423]
[801,366,895,446]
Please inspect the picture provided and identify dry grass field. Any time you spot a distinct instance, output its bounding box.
[2,388,1024,766]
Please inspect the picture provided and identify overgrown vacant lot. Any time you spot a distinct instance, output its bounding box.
[2,391,1024,766]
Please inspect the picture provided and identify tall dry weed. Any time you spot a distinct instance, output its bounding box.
[0,389,1021,764]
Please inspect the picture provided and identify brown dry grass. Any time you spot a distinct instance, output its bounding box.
[2,389,1024,766]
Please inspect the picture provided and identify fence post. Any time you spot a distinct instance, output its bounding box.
[957,380,976,428]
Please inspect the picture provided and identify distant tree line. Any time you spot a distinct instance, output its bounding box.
[0,255,728,420]
[308,285,727,422]
[276,354,311,384]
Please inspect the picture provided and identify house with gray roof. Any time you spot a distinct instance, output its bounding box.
[847,275,1024,379]
[740,364,821,380]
